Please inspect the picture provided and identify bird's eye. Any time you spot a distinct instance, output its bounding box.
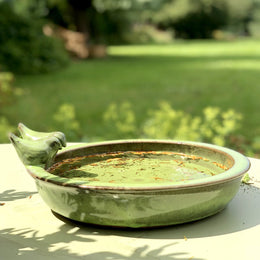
[50,140,62,149]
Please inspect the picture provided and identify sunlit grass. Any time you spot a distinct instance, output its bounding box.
[109,39,260,57]
[2,39,260,147]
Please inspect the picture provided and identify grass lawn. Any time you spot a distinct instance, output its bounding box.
[2,39,260,150]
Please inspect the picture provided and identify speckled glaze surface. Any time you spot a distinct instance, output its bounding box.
[10,124,250,228]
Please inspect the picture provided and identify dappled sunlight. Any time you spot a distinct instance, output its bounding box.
[0,226,204,259]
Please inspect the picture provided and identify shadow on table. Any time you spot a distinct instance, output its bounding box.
[0,191,205,260]
[0,189,37,202]
[54,184,260,240]
[0,227,203,260]
[1,185,258,259]
[79,243,204,260]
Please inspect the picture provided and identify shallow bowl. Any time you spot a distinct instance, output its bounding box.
[23,139,250,228]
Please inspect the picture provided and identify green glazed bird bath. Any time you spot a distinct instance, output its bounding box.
[9,123,250,228]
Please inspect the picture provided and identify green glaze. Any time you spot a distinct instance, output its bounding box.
[34,176,241,228]
[10,124,251,228]
[9,123,66,167]
[18,123,66,146]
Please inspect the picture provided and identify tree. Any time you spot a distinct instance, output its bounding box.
[225,0,258,36]
[0,1,69,74]
[144,0,260,39]
[47,0,135,45]
[67,0,93,35]
[146,0,229,39]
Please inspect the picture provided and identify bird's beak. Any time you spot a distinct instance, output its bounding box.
[54,132,66,147]
[60,137,66,147]
[9,133,18,145]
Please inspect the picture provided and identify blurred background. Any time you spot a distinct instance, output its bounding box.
[0,0,259,157]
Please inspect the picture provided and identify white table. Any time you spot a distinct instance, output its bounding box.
[1,143,260,260]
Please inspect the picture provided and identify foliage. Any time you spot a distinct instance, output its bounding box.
[53,104,82,141]
[103,101,242,148]
[45,0,134,44]
[85,7,132,44]
[2,0,260,48]
[125,24,173,44]
[0,71,20,142]
[103,102,137,139]
[0,72,15,107]
[0,117,15,143]
[145,0,260,38]
[142,102,202,141]
[0,2,69,74]
[1,41,259,155]
[146,0,229,39]
[8,0,49,18]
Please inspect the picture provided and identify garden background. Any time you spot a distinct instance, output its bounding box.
[0,0,259,157]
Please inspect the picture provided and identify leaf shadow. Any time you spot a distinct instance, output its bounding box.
[0,225,94,259]
[0,189,38,202]
[0,226,204,260]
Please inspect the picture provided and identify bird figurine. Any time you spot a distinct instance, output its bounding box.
[18,123,66,147]
[9,124,67,168]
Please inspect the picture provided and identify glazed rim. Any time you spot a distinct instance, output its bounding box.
[26,140,251,191]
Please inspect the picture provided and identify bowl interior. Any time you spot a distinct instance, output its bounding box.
[40,140,249,190]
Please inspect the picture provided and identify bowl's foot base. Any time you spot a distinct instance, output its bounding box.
[51,208,226,230]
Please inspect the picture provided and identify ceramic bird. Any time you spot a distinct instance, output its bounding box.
[9,132,64,167]
[18,123,66,147]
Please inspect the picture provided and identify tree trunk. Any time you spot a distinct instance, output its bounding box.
[67,0,92,35]
[67,0,107,58]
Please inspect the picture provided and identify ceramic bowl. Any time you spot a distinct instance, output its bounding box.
[10,124,250,228]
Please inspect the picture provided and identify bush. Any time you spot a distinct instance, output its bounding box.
[0,2,69,74]
[0,71,20,143]
[148,0,229,39]
[0,72,15,107]
[103,102,137,139]
[173,13,226,38]
[103,101,243,148]
[52,103,82,141]
[172,2,229,39]
[0,117,15,143]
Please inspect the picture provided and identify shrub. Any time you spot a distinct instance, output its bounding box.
[53,103,81,141]
[0,2,69,74]
[103,102,137,139]
[0,72,15,107]
[0,117,15,143]
[103,101,243,148]
[0,71,20,143]
[148,0,229,39]
[171,2,229,39]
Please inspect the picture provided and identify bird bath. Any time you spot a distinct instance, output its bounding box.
[9,123,250,228]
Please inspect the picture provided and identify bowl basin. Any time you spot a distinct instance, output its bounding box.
[25,140,250,228]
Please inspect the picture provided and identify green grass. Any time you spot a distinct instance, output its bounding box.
[2,39,260,146]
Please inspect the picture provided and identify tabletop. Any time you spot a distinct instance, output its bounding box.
[1,143,260,260]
